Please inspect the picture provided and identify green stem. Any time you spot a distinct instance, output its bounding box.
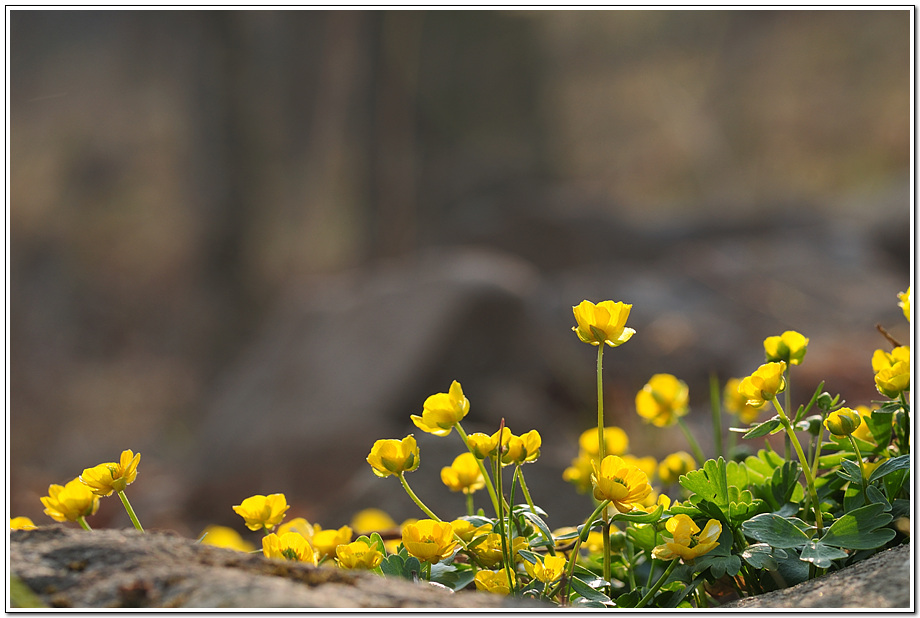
[398,473,441,522]
[676,417,706,466]
[623,532,637,591]
[846,435,869,504]
[784,371,793,459]
[465,491,474,517]
[560,499,611,599]
[493,442,517,596]
[76,515,92,531]
[773,398,824,533]
[456,423,502,518]
[709,373,724,460]
[515,466,537,515]
[595,344,615,589]
[898,393,910,455]
[636,559,679,608]
[117,491,144,533]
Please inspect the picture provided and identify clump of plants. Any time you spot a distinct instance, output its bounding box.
[12,288,911,608]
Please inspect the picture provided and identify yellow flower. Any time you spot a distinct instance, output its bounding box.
[466,431,501,459]
[198,525,255,552]
[277,517,315,539]
[763,331,809,366]
[524,554,567,583]
[311,525,354,559]
[41,478,100,523]
[652,515,721,562]
[738,361,787,408]
[592,455,653,512]
[824,407,862,437]
[410,381,470,437]
[899,287,910,322]
[572,300,636,347]
[658,451,696,485]
[872,346,910,372]
[79,449,141,496]
[262,531,317,564]
[336,538,384,569]
[474,569,515,595]
[350,508,397,534]
[440,452,486,494]
[401,519,458,564]
[577,426,629,457]
[500,429,542,466]
[562,451,595,493]
[636,373,690,427]
[10,517,38,530]
[723,378,762,424]
[232,493,290,532]
[366,435,420,478]
[470,533,528,568]
[450,519,491,543]
[875,362,910,398]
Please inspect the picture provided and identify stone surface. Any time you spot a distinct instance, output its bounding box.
[9,526,544,609]
[722,543,912,609]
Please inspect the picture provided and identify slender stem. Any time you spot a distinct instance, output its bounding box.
[709,373,724,460]
[76,515,92,531]
[515,466,537,515]
[596,344,606,464]
[493,439,517,595]
[898,393,910,455]
[465,491,474,517]
[623,532,637,591]
[847,435,869,504]
[456,423,501,518]
[773,398,824,533]
[810,423,825,482]
[636,559,679,608]
[676,417,706,466]
[398,473,441,522]
[117,491,144,533]
[560,499,611,598]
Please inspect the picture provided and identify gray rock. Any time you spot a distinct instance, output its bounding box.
[721,543,911,609]
[10,526,544,609]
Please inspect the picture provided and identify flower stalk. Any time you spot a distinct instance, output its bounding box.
[117,491,144,532]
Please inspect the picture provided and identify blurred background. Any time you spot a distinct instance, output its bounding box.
[10,9,911,537]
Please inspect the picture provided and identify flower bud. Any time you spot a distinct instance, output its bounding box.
[824,407,862,436]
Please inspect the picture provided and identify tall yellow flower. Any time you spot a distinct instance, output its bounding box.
[262,531,317,564]
[764,331,809,366]
[500,429,542,466]
[199,525,255,552]
[591,455,652,512]
[723,377,762,424]
[41,478,100,523]
[410,381,470,437]
[738,361,787,408]
[572,300,636,347]
[524,554,567,583]
[474,569,515,595]
[563,451,595,494]
[652,515,721,562]
[440,452,486,494]
[899,287,911,322]
[875,362,910,398]
[336,538,384,569]
[577,426,629,457]
[450,519,491,543]
[872,346,910,372]
[10,517,38,530]
[635,373,690,427]
[401,519,458,563]
[277,516,315,539]
[657,451,696,485]
[79,449,141,496]
[232,493,290,532]
[366,435,420,478]
[466,431,502,459]
[824,407,862,437]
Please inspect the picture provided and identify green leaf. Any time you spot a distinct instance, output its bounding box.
[741,543,787,570]
[866,484,891,510]
[725,460,750,489]
[429,563,476,591]
[570,598,607,608]
[611,504,664,524]
[799,540,848,569]
[868,455,911,483]
[627,523,659,552]
[519,510,555,550]
[570,576,613,604]
[837,459,863,484]
[680,457,730,511]
[614,590,640,608]
[695,553,742,578]
[865,412,893,448]
[820,503,896,550]
[743,418,782,439]
[769,460,802,507]
[368,532,386,555]
[741,513,811,548]
[516,549,540,565]
[884,469,909,501]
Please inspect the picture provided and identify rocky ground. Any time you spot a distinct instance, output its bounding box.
[9,526,910,609]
